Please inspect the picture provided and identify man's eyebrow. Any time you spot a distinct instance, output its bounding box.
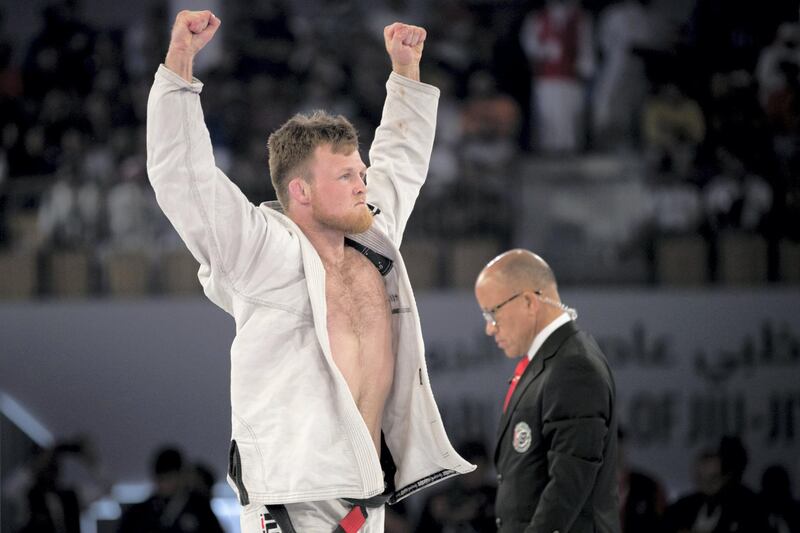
[340,166,368,174]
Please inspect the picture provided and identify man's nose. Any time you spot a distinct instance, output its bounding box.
[485,321,497,336]
[355,177,366,195]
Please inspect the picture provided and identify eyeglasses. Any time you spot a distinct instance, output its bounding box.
[481,290,578,327]
[481,292,523,327]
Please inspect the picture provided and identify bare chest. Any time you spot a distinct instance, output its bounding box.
[325,249,391,337]
[324,248,395,439]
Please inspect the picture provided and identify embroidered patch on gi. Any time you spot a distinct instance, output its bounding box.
[513,421,532,453]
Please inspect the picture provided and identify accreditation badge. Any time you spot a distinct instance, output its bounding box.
[513,421,532,453]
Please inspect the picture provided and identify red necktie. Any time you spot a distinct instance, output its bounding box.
[503,356,530,413]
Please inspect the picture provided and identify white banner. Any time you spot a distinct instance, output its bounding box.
[417,289,800,498]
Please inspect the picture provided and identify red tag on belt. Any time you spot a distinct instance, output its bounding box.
[336,505,368,533]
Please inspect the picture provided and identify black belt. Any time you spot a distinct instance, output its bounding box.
[265,496,385,533]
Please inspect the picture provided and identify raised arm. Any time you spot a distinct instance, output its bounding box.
[165,10,220,82]
[147,11,285,311]
[367,23,440,245]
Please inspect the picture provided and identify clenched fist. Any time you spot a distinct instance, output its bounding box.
[170,10,220,55]
[165,10,221,82]
[384,23,426,81]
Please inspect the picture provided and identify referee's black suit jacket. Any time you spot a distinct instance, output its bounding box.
[494,320,621,533]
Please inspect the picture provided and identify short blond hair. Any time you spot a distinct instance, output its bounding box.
[267,110,359,208]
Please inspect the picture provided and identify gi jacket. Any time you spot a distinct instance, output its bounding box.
[146,65,474,506]
[494,321,620,533]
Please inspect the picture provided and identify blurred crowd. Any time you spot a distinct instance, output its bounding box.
[4,433,799,532]
[4,439,225,533]
[615,433,800,533]
[0,0,799,295]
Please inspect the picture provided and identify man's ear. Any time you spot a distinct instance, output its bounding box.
[523,292,537,314]
[287,177,311,206]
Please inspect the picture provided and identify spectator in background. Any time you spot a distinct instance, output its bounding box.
[764,61,800,168]
[105,155,158,252]
[642,80,706,181]
[123,2,169,81]
[756,22,800,108]
[0,6,22,160]
[424,0,479,97]
[188,462,217,503]
[520,0,594,153]
[4,437,109,533]
[713,435,769,533]
[665,436,769,533]
[592,0,656,151]
[706,70,771,170]
[704,147,773,234]
[0,32,22,105]
[415,440,497,532]
[460,69,521,171]
[646,176,704,242]
[424,66,461,200]
[432,69,519,244]
[617,428,666,533]
[759,464,800,533]
[662,448,723,533]
[187,461,226,530]
[117,446,224,533]
[37,163,103,251]
[765,61,800,232]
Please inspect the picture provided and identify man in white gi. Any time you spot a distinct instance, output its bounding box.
[146,9,474,533]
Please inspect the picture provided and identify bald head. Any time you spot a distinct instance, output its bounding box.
[475,249,563,357]
[477,249,557,295]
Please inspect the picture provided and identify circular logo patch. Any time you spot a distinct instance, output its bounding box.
[513,421,532,453]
